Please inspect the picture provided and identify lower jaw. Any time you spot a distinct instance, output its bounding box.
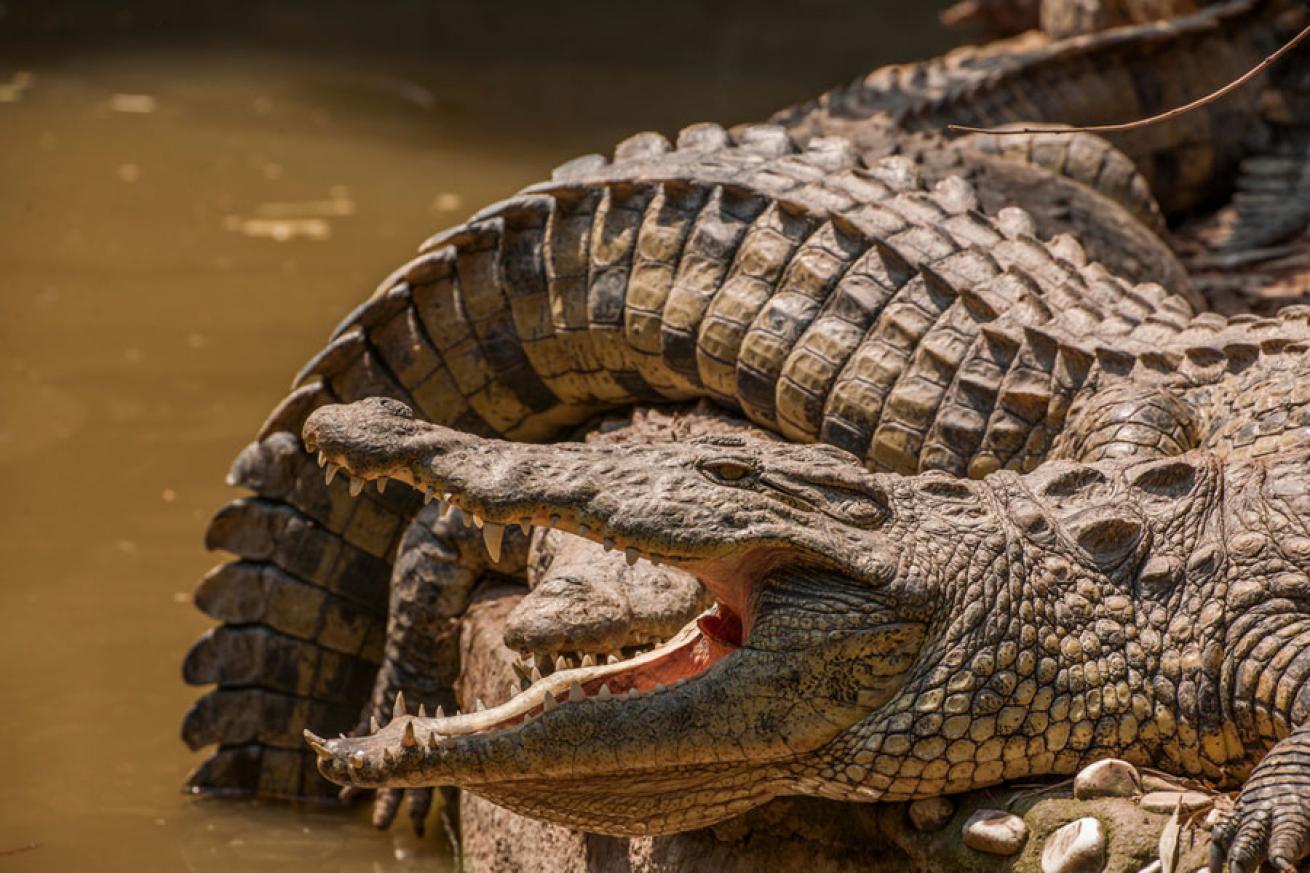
[410,603,746,739]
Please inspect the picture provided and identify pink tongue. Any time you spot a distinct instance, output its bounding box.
[581,631,735,697]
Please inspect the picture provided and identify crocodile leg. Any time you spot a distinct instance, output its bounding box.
[1210,722,1310,873]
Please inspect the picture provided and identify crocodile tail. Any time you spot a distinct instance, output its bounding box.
[1222,20,1310,253]
[184,122,1199,798]
[776,0,1282,216]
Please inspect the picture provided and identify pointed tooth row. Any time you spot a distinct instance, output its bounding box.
[306,645,677,768]
[314,451,682,568]
[522,644,656,679]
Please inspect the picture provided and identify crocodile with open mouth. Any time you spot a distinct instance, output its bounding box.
[301,388,1310,870]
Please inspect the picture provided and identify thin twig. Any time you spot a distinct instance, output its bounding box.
[947,20,1310,136]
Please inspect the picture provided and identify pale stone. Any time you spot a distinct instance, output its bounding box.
[962,809,1028,856]
[1041,817,1106,873]
[1073,758,1141,799]
[1139,791,1212,813]
[908,796,954,833]
[1137,862,1162,873]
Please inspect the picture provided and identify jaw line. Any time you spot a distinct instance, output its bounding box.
[307,608,747,788]
[304,434,812,627]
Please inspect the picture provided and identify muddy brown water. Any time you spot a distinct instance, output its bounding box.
[0,4,948,870]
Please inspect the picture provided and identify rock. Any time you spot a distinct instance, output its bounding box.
[1041,817,1106,873]
[908,796,954,833]
[1136,862,1162,873]
[1073,759,1141,799]
[962,809,1028,856]
[1138,791,1212,813]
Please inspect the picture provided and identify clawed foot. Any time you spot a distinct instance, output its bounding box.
[1210,726,1310,873]
[339,783,435,835]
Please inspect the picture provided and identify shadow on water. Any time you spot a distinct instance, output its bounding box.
[0,2,950,870]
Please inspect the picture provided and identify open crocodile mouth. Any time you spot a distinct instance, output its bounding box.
[301,439,755,784]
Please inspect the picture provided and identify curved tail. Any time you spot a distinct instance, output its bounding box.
[182,122,1197,798]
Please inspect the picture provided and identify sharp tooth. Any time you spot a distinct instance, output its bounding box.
[627,688,639,699]
[417,703,427,718]
[555,655,568,673]
[518,519,532,534]
[435,705,446,719]
[603,537,614,551]
[530,666,543,682]
[401,721,417,749]
[428,731,440,749]
[423,489,434,505]
[460,509,473,528]
[483,522,505,563]
[578,523,590,537]
[348,476,364,497]
[625,548,639,566]
[325,464,340,486]
[543,690,557,712]
[317,451,328,468]
[304,730,331,759]
[437,499,449,518]
[350,751,366,769]
[513,661,531,681]
[581,654,595,668]
[375,478,387,495]
[382,748,395,765]
[442,492,453,502]
[475,698,486,712]
[597,684,612,700]
[393,691,407,716]
[569,680,585,701]
[472,513,485,529]
[369,716,381,734]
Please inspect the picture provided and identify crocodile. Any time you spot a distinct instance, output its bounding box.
[182,0,1309,813]
[301,377,1310,872]
[779,0,1307,222]
[183,120,1208,799]
[179,0,1310,807]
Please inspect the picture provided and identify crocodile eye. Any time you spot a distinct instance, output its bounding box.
[701,460,754,483]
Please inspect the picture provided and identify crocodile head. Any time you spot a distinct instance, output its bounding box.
[301,397,952,835]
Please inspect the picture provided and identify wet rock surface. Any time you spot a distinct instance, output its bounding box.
[454,585,1230,873]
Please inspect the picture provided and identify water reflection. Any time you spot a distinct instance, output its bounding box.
[0,4,948,870]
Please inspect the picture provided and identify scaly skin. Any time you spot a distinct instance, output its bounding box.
[302,396,1310,873]
[182,135,1198,803]
[778,0,1295,217]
